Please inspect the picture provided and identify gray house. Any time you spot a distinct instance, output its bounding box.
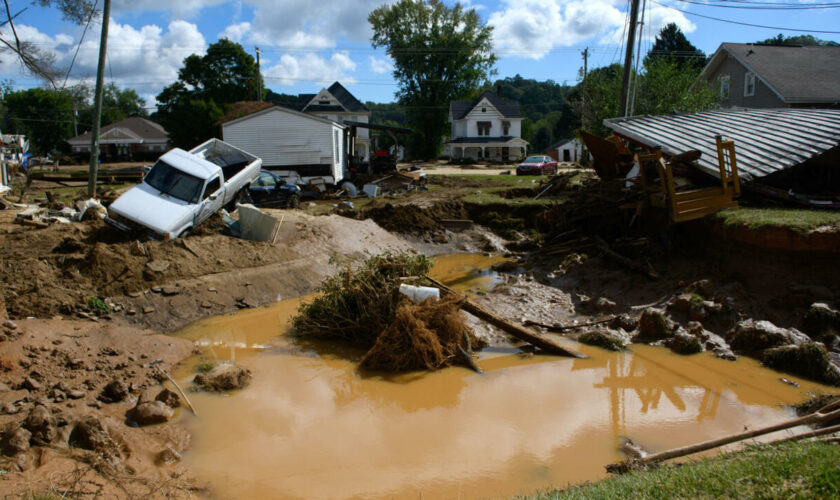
[697,43,840,109]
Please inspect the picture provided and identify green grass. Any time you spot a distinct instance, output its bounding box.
[715,207,840,233]
[520,441,840,499]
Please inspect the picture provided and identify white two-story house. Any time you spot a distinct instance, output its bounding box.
[445,90,528,161]
[299,82,371,163]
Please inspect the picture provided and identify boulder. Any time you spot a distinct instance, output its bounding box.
[68,415,116,453]
[2,427,31,456]
[193,363,252,392]
[577,330,626,351]
[23,405,56,445]
[608,314,638,332]
[129,401,174,426]
[667,329,703,355]
[687,279,715,298]
[634,308,674,342]
[98,380,129,403]
[727,319,811,354]
[155,388,181,408]
[803,303,840,340]
[762,343,840,387]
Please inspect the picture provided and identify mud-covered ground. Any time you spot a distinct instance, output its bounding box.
[2,170,840,498]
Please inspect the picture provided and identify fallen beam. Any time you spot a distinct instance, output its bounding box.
[423,275,585,359]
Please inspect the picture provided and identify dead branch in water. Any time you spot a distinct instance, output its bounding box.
[162,371,198,417]
[607,399,840,473]
[423,275,584,359]
[524,316,618,332]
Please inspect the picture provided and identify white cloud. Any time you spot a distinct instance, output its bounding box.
[368,56,392,75]
[265,52,356,87]
[645,5,696,39]
[489,0,628,59]
[112,0,227,18]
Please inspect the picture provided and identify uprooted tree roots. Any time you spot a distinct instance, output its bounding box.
[292,253,484,372]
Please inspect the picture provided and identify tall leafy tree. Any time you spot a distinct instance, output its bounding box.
[156,39,260,148]
[757,34,839,47]
[3,88,75,154]
[643,23,706,71]
[369,0,496,159]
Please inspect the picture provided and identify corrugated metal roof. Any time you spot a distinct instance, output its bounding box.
[604,108,840,182]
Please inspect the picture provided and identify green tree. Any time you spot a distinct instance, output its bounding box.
[369,0,496,159]
[156,39,260,148]
[2,87,74,154]
[643,23,706,71]
[756,34,839,47]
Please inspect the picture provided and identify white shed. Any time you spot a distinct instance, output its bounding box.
[547,138,584,163]
[221,105,347,185]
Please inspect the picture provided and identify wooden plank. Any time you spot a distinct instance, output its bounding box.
[673,187,726,202]
[675,194,734,212]
[673,201,738,222]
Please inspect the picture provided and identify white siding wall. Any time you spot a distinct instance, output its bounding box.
[222,108,336,168]
[449,98,523,140]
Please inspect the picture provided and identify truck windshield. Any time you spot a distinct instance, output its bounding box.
[144,160,204,204]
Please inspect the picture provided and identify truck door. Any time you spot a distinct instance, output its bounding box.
[195,176,224,225]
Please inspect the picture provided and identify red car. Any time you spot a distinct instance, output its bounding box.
[516,155,558,176]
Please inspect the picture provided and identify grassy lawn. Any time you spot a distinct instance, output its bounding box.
[520,441,840,500]
[714,207,840,233]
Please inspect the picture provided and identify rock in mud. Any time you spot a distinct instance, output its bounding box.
[727,319,811,354]
[609,314,638,332]
[634,308,674,341]
[23,405,56,445]
[713,347,737,361]
[193,363,252,392]
[155,388,181,408]
[2,427,31,455]
[98,380,129,403]
[129,401,174,426]
[156,446,182,466]
[668,293,701,313]
[687,279,715,298]
[21,377,41,391]
[667,329,703,355]
[762,343,840,387]
[803,303,840,338]
[577,330,626,351]
[68,415,116,453]
[580,296,616,314]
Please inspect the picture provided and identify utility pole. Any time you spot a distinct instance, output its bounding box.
[255,46,263,102]
[87,0,111,198]
[619,0,641,118]
[581,47,589,81]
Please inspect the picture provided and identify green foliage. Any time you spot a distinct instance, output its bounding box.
[292,253,432,344]
[195,361,216,374]
[369,0,496,159]
[37,0,98,24]
[366,101,406,125]
[524,441,840,499]
[757,34,839,47]
[156,39,260,148]
[264,89,302,110]
[85,296,110,314]
[2,87,74,154]
[643,23,706,71]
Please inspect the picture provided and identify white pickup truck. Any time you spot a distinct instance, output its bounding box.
[106,138,261,239]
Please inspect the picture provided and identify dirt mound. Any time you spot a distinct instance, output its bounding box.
[361,296,480,372]
[362,201,468,236]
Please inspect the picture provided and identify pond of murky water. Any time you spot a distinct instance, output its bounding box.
[173,254,833,499]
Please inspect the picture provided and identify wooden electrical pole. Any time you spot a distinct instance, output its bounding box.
[255,46,263,102]
[619,0,641,118]
[87,0,111,198]
[581,47,588,80]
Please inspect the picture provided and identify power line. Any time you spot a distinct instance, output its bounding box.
[651,0,840,33]
[673,0,840,9]
[62,0,98,89]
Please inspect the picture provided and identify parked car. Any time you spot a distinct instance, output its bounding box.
[106,138,261,239]
[516,156,558,176]
[247,170,301,208]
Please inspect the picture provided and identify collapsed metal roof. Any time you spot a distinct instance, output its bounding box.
[604,108,840,182]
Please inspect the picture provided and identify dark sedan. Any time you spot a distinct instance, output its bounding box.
[516,156,558,176]
[247,171,301,208]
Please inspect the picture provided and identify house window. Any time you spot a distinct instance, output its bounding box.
[481,107,486,112]
[744,72,755,97]
[502,121,510,136]
[720,75,730,99]
[477,121,491,136]
[319,99,329,105]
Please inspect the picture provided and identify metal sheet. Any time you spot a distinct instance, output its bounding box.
[604,108,840,182]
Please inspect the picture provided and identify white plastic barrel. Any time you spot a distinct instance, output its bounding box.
[398,284,440,303]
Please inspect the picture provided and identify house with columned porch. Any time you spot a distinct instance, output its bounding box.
[445,90,527,161]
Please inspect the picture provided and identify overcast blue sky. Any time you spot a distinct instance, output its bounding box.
[2,0,838,109]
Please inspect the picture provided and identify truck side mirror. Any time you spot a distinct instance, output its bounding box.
[209,193,219,201]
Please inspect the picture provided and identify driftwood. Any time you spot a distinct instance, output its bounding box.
[594,236,659,280]
[607,399,840,472]
[423,275,584,359]
[524,316,618,332]
[457,346,483,374]
[162,371,199,417]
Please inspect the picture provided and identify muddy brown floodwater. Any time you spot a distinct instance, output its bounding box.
[171,255,834,500]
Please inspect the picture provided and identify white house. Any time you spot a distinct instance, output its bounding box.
[546,138,585,163]
[299,82,371,163]
[445,90,528,161]
[221,104,347,185]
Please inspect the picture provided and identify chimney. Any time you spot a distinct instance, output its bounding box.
[497,84,502,97]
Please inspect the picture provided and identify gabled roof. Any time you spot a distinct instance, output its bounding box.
[450,91,522,120]
[604,108,840,181]
[215,101,275,125]
[218,103,346,129]
[547,138,581,150]
[67,117,168,144]
[300,82,369,113]
[699,43,840,105]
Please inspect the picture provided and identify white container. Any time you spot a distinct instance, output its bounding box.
[399,284,440,303]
